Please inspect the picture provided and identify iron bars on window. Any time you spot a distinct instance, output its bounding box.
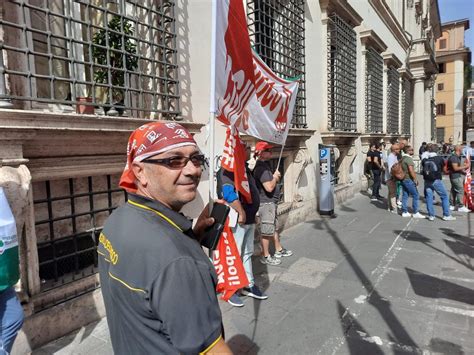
[386,67,400,134]
[365,47,384,133]
[401,79,412,135]
[0,0,180,119]
[33,174,126,292]
[327,14,357,132]
[246,0,306,128]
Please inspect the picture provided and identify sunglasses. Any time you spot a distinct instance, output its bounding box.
[143,154,206,169]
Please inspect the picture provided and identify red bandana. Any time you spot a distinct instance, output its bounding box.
[119,122,197,193]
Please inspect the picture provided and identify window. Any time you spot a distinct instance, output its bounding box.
[439,39,447,49]
[436,127,445,143]
[438,63,446,73]
[437,83,444,91]
[401,79,412,135]
[34,175,126,293]
[386,67,400,134]
[365,47,384,133]
[327,14,357,131]
[247,0,306,128]
[436,103,446,115]
[1,0,180,118]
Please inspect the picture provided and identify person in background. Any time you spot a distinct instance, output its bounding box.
[448,145,470,213]
[98,122,231,355]
[419,142,427,156]
[0,188,24,355]
[421,144,456,221]
[400,145,425,219]
[367,143,383,201]
[218,144,268,307]
[386,144,400,214]
[253,141,293,266]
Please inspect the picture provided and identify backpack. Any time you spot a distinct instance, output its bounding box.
[390,161,405,180]
[422,158,438,180]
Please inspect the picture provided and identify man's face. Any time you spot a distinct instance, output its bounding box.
[407,147,414,156]
[259,149,272,160]
[470,142,474,149]
[133,145,202,210]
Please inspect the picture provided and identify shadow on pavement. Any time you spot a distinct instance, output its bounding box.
[397,229,474,271]
[405,268,474,305]
[337,301,384,355]
[309,219,418,353]
[227,334,259,354]
[428,338,465,355]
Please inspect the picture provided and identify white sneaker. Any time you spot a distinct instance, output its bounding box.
[412,212,425,219]
[442,215,456,221]
[457,206,471,213]
[427,216,435,221]
[449,205,455,211]
[402,212,411,218]
[397,201,402,207]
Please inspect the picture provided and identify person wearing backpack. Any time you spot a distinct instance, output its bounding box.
[421,145,456,221]
[400,145,425,218]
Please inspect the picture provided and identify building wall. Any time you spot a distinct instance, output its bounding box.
[0,0,441,353]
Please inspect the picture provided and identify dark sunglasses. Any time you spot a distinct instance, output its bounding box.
[143,154,206,169]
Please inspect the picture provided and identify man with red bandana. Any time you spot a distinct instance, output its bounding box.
[98,122,232,354]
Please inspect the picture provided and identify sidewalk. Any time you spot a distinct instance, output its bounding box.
[34,189,473,354]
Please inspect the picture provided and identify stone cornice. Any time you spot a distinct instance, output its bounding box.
[319,0,362,26]
[382,52,403,68]
[368,0,410,50]
[360,29,387,53]
[398,67,413,80]
[0,110,204,134]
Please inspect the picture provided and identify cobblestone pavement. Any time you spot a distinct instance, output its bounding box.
[34,185,473,355]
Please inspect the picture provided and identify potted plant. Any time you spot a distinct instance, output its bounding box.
[92,15,138,115]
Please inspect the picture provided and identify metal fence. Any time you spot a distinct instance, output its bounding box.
[365,47,383,133]
[386,67,400,134]
[327,14,357,131]
[34,174,126,292]
[401,79,412,135]
[0,0,180,119]
[246,0,306,128]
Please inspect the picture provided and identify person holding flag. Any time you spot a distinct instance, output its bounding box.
[254,142,293,265]
[217,133,268,307]
[463,151,473,211]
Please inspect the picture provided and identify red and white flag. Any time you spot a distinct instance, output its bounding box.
[221,127,252,203]
[464,152,473,210]
[213,223,249,301]
[211,0,299,144]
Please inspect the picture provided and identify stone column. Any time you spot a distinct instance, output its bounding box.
[424,80,433,143]
[413,78,425,158]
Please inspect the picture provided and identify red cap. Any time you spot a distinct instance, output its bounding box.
[255,141,275,152]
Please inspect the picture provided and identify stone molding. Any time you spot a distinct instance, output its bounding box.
[382,52,403,68]
[360,29,388,53]
[319,0,362,26]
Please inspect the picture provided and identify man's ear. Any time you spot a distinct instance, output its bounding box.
[131,162,148,187]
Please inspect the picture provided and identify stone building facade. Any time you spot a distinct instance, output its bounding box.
[0,1,440,352]
[434,18,471,144]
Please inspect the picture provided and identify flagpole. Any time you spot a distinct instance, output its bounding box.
[276,142,285,173]
[209,0,217,201]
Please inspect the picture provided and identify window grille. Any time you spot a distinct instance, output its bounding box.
[34,174,126,292]
[246,0,306,128]
[327,14,357,131]
[1,0,180,118]
[365,47,383,133]
[401,79,412,135]
[386,67,400,134]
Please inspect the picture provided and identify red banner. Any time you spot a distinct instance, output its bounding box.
[221,127,252,203]
[213,223,249,301]
[464,153,473,210]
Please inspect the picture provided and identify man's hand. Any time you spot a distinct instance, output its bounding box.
[238,210,246,224]
[273,170,281,181]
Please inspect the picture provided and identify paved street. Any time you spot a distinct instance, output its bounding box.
[34,188,473,355]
